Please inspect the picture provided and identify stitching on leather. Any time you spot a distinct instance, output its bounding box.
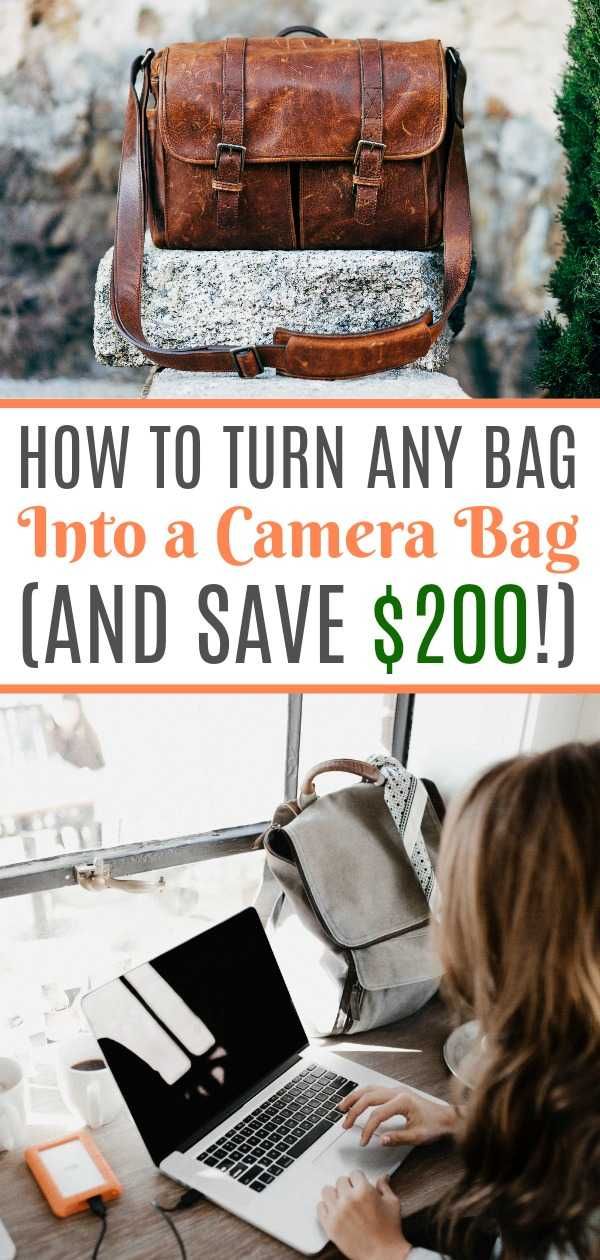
[217,37,246,225]
[358,40,383,139]
[434,145,443,244]
[359,40,366,136]
[159,148,444,164]
[364,91,379,121]
[163,147,170,246]
[113,86,146,341]
[153,119,168,245]
[356,41,383,220]
[422,156,429,249]
[284,162,297,248]
[298,163,305,248]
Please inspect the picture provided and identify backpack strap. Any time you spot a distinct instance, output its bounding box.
[368,755,442,917]
[110,48,472,380]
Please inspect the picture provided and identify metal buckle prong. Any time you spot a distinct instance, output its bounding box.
[215,142,247,174]
[353,138,386,170]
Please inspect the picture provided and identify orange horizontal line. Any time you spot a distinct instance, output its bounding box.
[0,683,597,694]
[1,398,599,410]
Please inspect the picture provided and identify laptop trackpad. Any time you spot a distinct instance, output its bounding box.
[312,1125,408,1176]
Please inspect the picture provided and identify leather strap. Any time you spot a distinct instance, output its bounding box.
[212,36,247,229]
[298,759,385,809]
[110,48,472,380]
[354,40,385,225]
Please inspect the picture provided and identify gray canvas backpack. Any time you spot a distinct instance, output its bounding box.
[256,757,444,1037]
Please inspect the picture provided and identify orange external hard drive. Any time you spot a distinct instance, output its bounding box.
[25,1131,122,1218]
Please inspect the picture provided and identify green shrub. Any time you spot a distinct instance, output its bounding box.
[536,0,600,397]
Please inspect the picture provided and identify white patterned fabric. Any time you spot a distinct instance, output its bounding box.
[369,755,441,918]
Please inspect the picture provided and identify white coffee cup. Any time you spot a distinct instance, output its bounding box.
[55,1034,123,1129]
[0,1057,26,1152]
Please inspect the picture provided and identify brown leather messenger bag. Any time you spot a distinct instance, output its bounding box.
[111,26,473,380]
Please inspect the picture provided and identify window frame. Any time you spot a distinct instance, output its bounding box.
[0,694,413,900]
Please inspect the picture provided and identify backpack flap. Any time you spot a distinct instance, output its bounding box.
[351,927,442,992]
[265,775,441,958]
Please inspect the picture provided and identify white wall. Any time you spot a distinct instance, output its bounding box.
[573,696,600,742]
[408,693,591,803]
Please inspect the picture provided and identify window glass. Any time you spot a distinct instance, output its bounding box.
[0,695,287,866]
[0,691,399,1067]
[298,694,394,796]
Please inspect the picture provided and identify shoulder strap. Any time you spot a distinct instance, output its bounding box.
[368,755,442,917]
[110,48,472,380]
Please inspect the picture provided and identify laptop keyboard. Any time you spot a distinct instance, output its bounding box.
[198,1063,357,1193]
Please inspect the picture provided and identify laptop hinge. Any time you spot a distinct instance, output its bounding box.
[177,1051,305,1154]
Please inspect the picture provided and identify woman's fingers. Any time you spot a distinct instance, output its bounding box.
[321,1184,338,1206]
[380,1127,421,1147]
[338,1085,371,1113]
[340,1087,394,1128]
[316,1200,330,1227]
[360,1096,413,1146]
[376,1176,398,1203]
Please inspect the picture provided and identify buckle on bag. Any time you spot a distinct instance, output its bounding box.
[353,139,386,171]
[233,346,264,378]
[215,142,247,174]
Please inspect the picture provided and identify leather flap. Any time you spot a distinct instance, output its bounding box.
[156,38,447,165]
[278,780,433,949]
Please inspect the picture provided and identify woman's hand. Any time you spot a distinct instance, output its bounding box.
[317,1172,410,1260]
[339,1084,457,1148]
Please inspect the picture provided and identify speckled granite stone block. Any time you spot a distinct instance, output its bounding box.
[144,367,468,399]
[94,240,450,376]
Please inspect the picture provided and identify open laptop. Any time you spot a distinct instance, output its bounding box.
[82,907,439,1254]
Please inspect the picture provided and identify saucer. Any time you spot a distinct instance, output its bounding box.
[442,1020,482,1088]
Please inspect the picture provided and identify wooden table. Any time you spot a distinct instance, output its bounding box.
[0,998,460,1260]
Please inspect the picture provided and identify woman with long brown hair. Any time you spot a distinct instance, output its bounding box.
[317,742,600,1260]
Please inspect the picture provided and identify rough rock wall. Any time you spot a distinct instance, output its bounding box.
[0,0,569,393]
[314,0,570,396]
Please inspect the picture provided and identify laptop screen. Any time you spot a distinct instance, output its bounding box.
[83,908,308,1165]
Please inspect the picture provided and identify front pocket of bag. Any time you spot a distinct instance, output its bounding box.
[161,157,297,250]
[300,161,430,250]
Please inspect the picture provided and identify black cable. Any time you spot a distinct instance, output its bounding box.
[152,1188,204,1260]
[154,1203,187,1259]
[89,1195,107,1259]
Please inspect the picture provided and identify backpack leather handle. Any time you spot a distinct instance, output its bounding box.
[298,759,385,808]
[276,25,328,37]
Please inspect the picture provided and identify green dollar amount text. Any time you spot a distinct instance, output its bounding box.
[373,583,528,674]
